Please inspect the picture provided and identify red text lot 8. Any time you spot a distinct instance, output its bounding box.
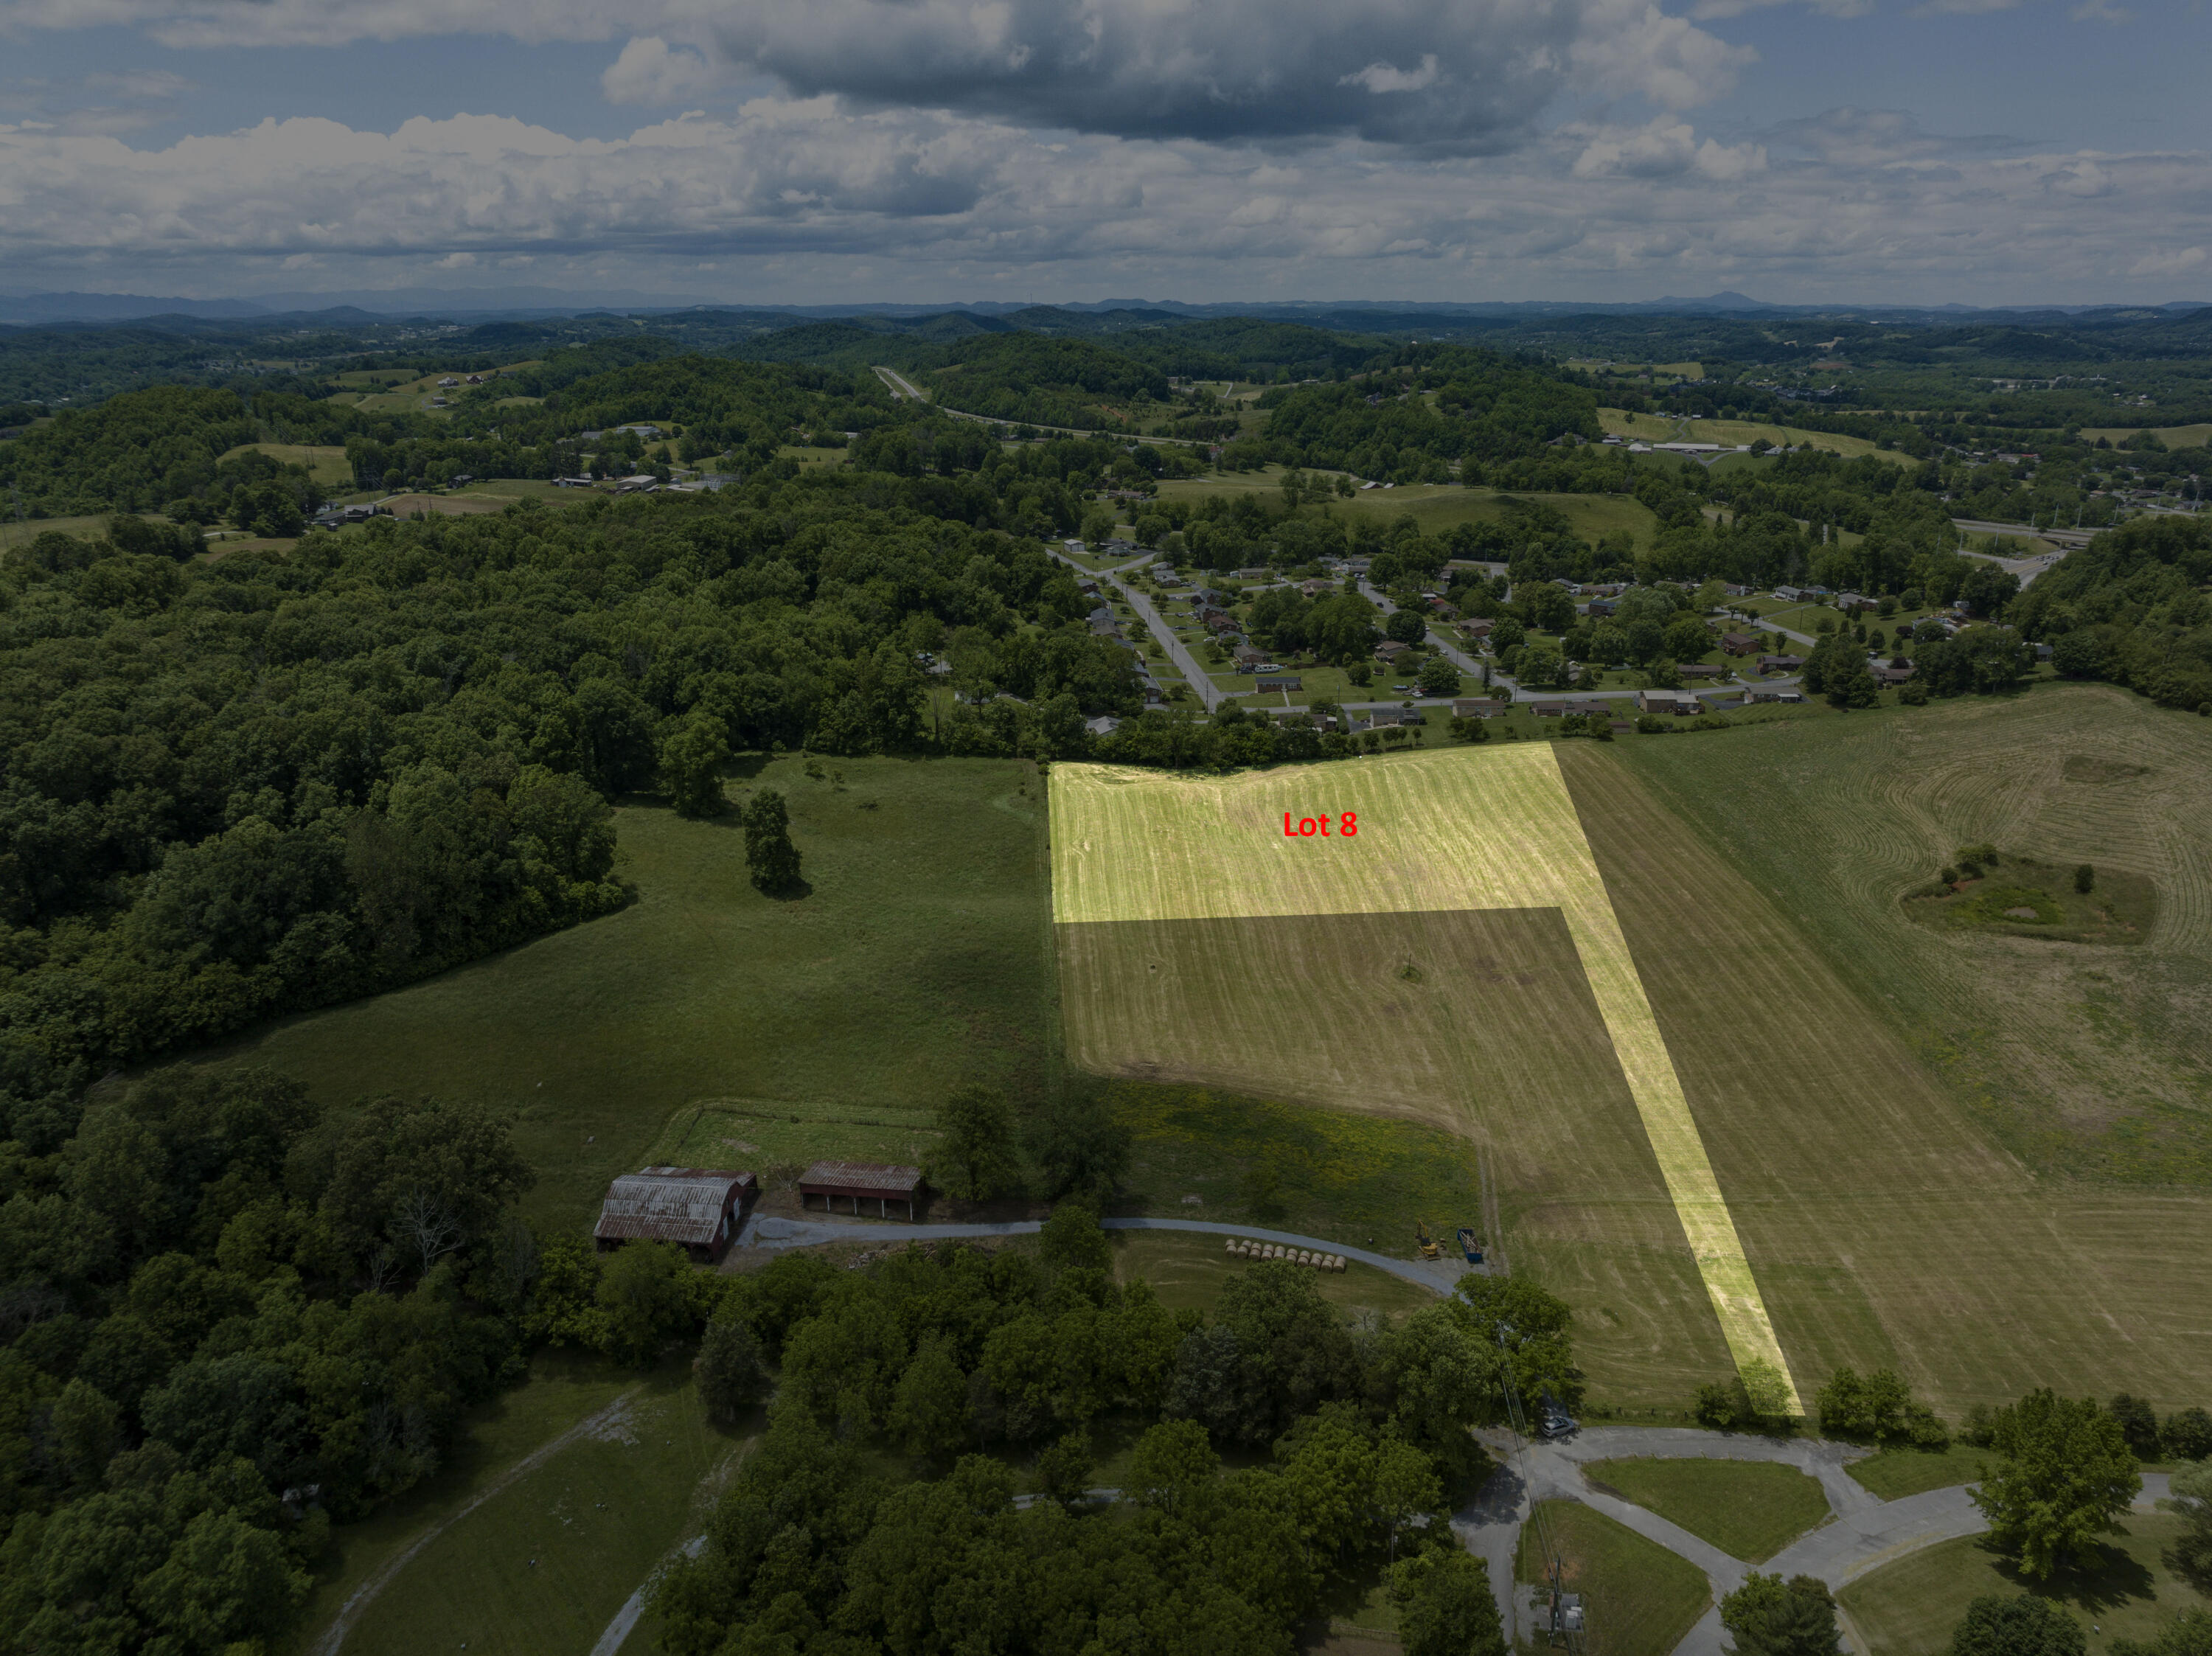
[1281,812,1359,838]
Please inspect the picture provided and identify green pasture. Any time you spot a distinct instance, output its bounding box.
[1838,1520,2211,1656]
[309,1365,737,1656]
[1155,472,1661,553]
[647,1096,941,1178]
[1104,1081,1484,1259]
[2080,423,2212,449]
[212,756,1057,1231]
[218,442,355,487]
[282,1349,733,1656]
[1517,1500,1711,1656]
[1582,1458,1830,1563]
[0,512,160,551]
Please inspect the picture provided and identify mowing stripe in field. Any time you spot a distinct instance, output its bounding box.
[1048,747,1804,1411]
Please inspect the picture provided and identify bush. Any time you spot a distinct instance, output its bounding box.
[1817,1366,1950,1450]
[1949,1593,2084,1656]
[696,1315,768,1423]
[2110,1392,2163,1459]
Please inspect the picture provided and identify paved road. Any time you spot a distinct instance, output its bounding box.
[1043,546,1229,710]
[1457,1423,2177,1656]
[1358,578,1513,695]
[871,365,1208,448]
[736,1212,1481,1292]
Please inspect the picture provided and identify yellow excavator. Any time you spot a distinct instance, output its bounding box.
[1416,1220,1441,1261]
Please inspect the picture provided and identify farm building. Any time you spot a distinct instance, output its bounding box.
[594,1166,757,1264]
[799,1161,925,1220]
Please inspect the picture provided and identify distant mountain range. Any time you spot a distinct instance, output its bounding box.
[6,285,2211,330]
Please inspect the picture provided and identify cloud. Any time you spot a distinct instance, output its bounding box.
[1340,55,1441,96]
[1571,117,1765,179]
[1689,0,1868,21]
[1759,107,2021,166]
[2069,0,2130,21]
[602,36,717,105]
[0,0,1751,150]
[0,102,2206,307]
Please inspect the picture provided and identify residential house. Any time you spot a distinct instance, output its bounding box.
[1757,653,1805,674]
[1720,632,1762,656]
[1871,658,1916,686]
[1255,676,1303,692]
[1636,689,1703,716]
[1677,663,1725,680]
[1374,639,1411,661]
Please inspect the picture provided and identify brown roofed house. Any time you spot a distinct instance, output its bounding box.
[1720,632,1761,655]
[799,1160,925,1220]
[1757,653,1804,674]
[595,1166,758,1263]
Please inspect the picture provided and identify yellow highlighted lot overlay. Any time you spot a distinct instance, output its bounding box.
[1050,745,1803,1413]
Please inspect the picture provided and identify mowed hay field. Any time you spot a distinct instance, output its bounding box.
[209,756,1054,1228]
[1051,750,1784,1408]
[1565,684,2212,1412]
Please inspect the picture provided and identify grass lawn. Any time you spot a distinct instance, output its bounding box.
[298,1358,742,1656]
[1847,1445,1995,1501]
[1573,685,2212,1413]
[1582,1458,1830,1563]
[1107,1229,1439,1318]
[1837,1520,2212,1656]
[1516,1499,1711,1656]
[211,755,1056,1231]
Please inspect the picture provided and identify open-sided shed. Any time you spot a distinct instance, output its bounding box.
[594,1166,757,1263]
[798,1161,925,1220]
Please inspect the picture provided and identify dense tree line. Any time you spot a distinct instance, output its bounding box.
[643,1209,1559,1656]
[0,473,1127,1116]
[1256,348,1601,482]
[2010,516,2212,713]
[0,1064,538,1652]
[921,335,1175,431]
[0,386,401,519]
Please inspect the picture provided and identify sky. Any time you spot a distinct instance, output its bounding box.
[0,0,2206,307]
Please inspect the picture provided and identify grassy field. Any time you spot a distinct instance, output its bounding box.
[280,1349,732,1656]
[1517,1500,1711,1656]
[1847,1445,1994,1501]
[2081,423,2212,449]
[1050,749,1793,1410]
[1582,1458,1830,1563]
[375,490,527,518]
[1837,1521,2212,1656]
[1153,470,1661,552]
[209,756,1055,1229]
[1104,1082,1488,1261]
[1572,685,2212,1411]
[219,442,355,487]
[1596,409,1901,464]
[1107,1228,1439,1317]
[1902,853,2157,946]
[0,512,161,550]
[305,1363,738,1656]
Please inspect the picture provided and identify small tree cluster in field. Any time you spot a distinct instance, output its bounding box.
[739,787,804,895]
[920,1082,1133,1208]
[1815,1365,1950,1450]
[1694,1360,1795,1433]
